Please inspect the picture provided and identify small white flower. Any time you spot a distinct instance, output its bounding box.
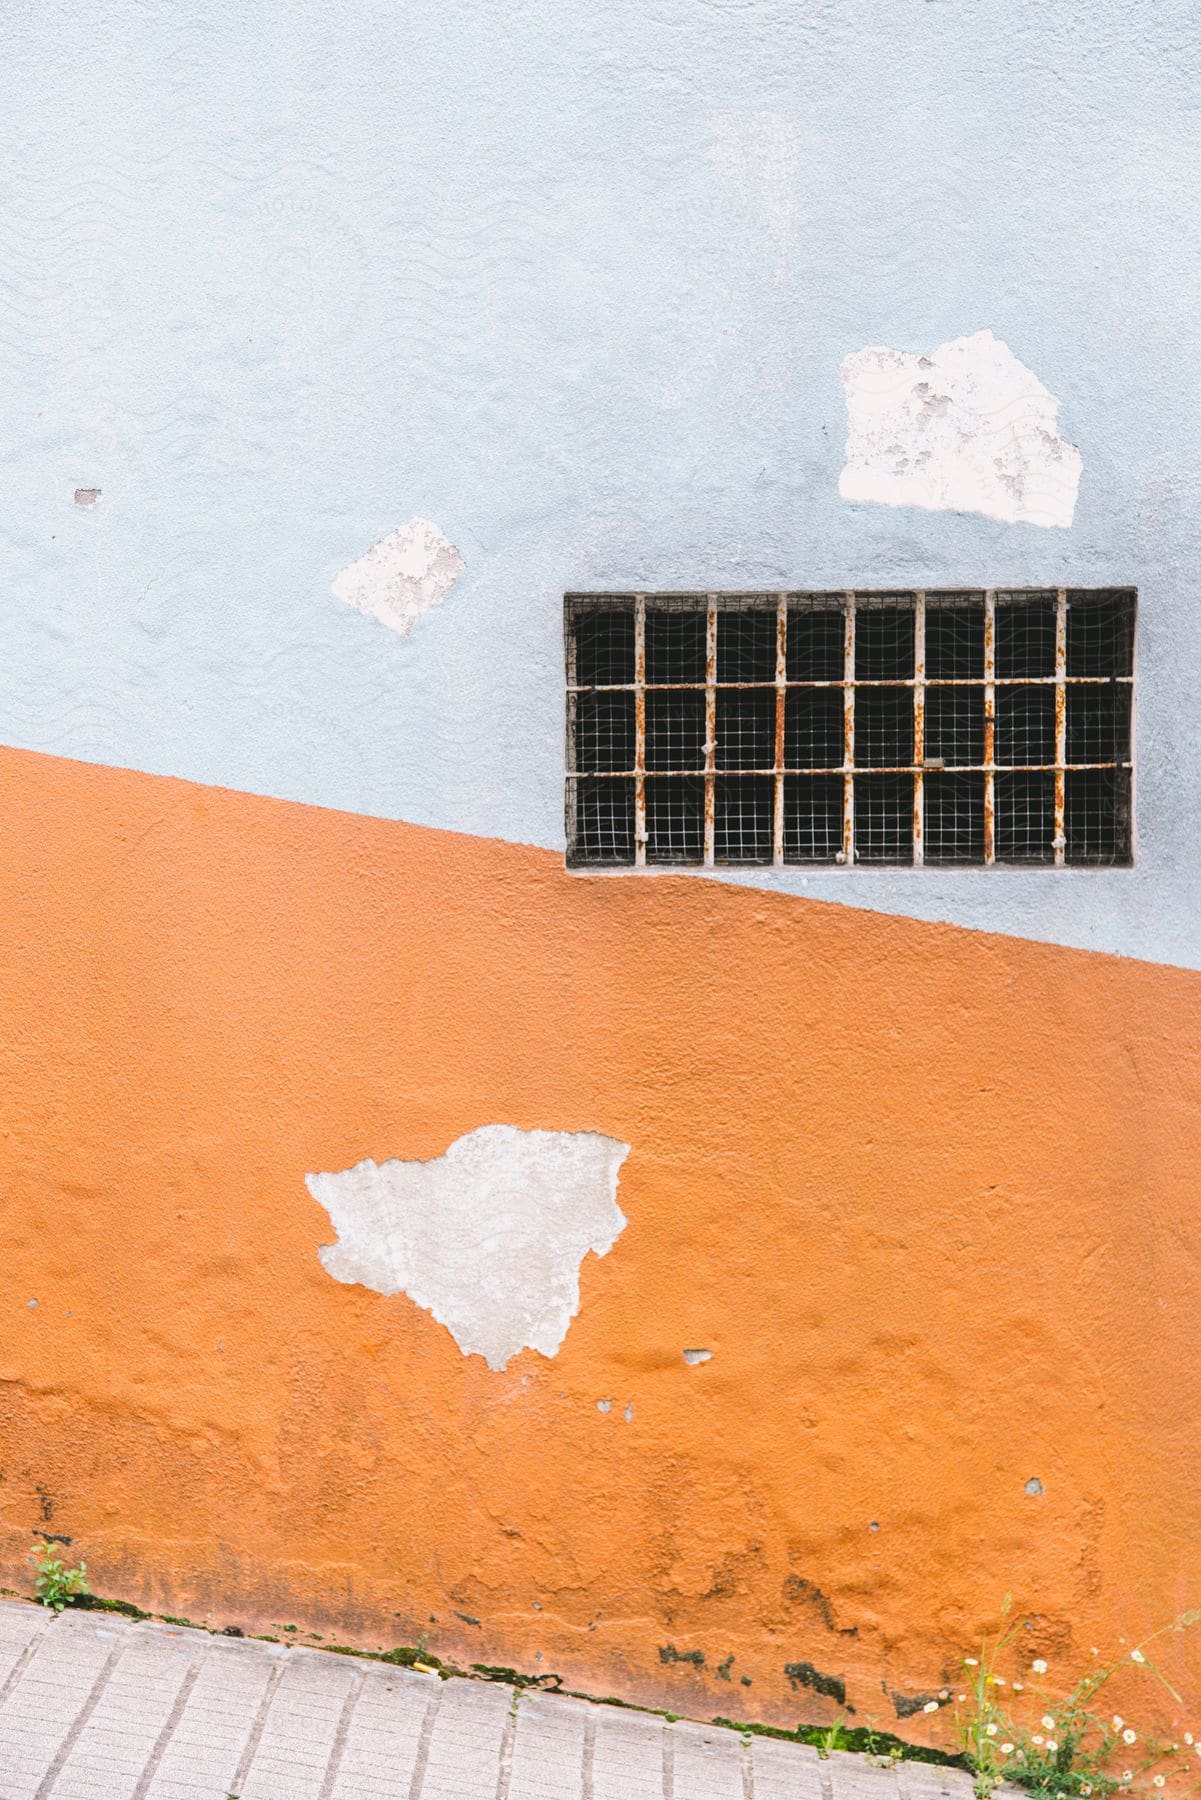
[940,1690,950,1700]
[1125,1730,1138,1745]
[923,1701,940,1714]
[1081,1786,1093,1796]
[965,1658,979,1667]
[1195,1746,1201,1760]
[1032,1735,1044,1747]
[1032,1659,1048,1674]
[1046,1741,1059,1754]
[992,1676,1006,1686]
[1013,1682,1025,1692]
[986,1724,998,1737]
[1153,1778,1165,1789]
[1114,1718,1125,1731]
[1043,1716,1057,1731]
[1001,1744,1014,1756]
[1185,1734,1194,1746]
[1122,1774,1133,1784]
[1132,1650,1147,1664]
[958,1695,967,1702]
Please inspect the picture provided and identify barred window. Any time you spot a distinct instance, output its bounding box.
[565,590,1134,869]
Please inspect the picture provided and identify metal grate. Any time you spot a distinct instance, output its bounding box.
[565,590,1135,869]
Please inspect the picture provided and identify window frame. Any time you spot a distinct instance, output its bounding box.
[564,590,1136,872]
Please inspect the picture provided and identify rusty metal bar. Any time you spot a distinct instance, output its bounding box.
[634,595,646,867]
[983,590,996,865]
[704,597,717,867]
[569,675,1131,691]
[913,590,925,868]
[1054,587,1067,866]
[574,761,1126,778]
[773,595,787,867]
[842,594,855,864]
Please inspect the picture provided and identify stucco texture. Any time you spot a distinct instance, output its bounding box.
[2,0,1201,964]
[1,747,1199,1724]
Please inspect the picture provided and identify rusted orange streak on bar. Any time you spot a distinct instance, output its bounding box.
[913,591,925,868]
[983,590,996,865]
[842,594,855,864]
[634,595,646,867]
[773,596,787,867]
[1054,588,1068,867]
[572,762,1128,778]
[704,598,717,867]
[568,678,1132,691]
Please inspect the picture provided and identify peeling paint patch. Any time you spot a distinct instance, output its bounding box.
[306,1125,629,1371]
[682,1348,712,1365]
[838,330,1082,527]
[331,516,465,635]
[73,488,100,507]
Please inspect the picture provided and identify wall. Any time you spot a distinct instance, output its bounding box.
[2,0,1201,1731]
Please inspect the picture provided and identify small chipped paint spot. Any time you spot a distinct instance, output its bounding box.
[624,1403,633,1422]
[1026,1477,1044,1496]
[869,1521,880,1531]
[73,488,101,507]
[682,1348,711,1365]
[838,329,1082,527]
[26,1298,37,1308]
[332,516,465,635]
[597,1399,612,1413]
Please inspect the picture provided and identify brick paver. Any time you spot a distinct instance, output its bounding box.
[0,1598,983,1800]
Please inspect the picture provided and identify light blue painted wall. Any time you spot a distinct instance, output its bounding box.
[2,0,1199,966]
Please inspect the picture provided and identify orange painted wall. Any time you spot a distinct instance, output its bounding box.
[1,743,1199,1728]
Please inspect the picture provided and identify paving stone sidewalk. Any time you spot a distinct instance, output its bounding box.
[0,1597,979,1800]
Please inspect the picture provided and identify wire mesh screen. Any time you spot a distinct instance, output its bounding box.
[565,590,1135,869]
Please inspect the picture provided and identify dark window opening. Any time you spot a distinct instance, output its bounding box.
[565,590,1135,869]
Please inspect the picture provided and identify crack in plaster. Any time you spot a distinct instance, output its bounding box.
[306,1125,629,1370]
[331,517,465,635]
[838,329,1082,527]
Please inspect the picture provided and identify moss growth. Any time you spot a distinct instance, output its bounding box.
[77,1593,150,1621]
[711,1715,967,1769]
[471,1663,560,1689]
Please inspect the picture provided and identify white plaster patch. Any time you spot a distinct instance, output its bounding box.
[838,330,1082,527]
[306,1125,630,1371]
[331,517,465,635]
